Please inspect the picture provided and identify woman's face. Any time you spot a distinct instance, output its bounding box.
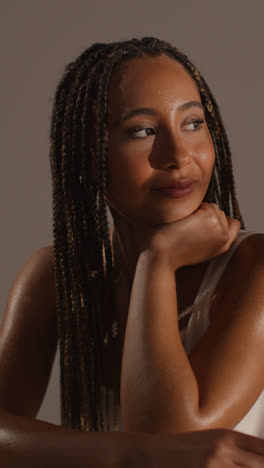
[106,54,215,225]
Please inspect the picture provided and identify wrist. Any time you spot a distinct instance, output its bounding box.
[119,432,153,468]
[138,248,181,273]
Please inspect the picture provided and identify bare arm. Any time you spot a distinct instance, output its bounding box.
[0,407,147,468]
[0,246,146,467]
[2,409,264,468]
[1,247,264,467]
[121,252,199,432]
[120,234,264,432]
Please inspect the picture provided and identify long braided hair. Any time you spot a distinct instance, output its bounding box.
[49,36,245,432]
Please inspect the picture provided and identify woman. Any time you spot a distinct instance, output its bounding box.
[0,36,264,467]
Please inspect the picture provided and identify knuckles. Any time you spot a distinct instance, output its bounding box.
[204,431,238,467]
[145,203,235,267]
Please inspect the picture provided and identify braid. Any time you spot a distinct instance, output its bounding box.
[49,36,245,432]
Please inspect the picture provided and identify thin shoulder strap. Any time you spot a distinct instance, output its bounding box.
[198,229,258,297]
[184,229,258,355]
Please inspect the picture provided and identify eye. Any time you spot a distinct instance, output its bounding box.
[184,118,204,131]
[127,126,156,139]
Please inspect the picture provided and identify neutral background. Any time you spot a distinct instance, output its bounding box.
[1,0,263,425]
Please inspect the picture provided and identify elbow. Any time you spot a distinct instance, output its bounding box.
[122,408,223,434]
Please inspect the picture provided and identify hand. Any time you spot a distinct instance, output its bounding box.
[143,428,264,468]
[142,203,241,270]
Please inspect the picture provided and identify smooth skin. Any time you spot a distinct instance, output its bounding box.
[0,53,264,467]
[105,55,264,432]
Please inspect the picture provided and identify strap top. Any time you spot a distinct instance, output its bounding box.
[179,228,264,438]
[103,229,263,434]
[182,229,258,355]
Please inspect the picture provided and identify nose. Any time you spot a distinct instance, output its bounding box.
[152,128,193,170]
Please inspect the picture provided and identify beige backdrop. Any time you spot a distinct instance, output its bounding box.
[1,0,263,425]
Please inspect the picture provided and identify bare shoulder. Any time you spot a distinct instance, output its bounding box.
[224,232,264,285]
[8,244,56,309]
[211,232,264,323]
[234,232,264,262]
[0,244,57,417]
[188,233,264,428]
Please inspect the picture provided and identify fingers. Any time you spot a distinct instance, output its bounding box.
[205,431,264,467]
[202,203,241,246]
[233,430,264,457]
[232,447,264,467]
[219,431,264,466]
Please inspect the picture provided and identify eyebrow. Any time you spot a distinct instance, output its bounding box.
[115,101,205,126]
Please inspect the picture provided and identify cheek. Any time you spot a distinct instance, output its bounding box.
[196,138,215,175]
[107,144,148,188]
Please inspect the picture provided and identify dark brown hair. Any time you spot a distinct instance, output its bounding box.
[49,36,245,432]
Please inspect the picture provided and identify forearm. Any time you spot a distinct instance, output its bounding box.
[1,409,264,468]
[0,407,148,468]
[120,251,199,432]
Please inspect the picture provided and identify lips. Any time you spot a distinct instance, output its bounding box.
[153,179,196,199]
[155,179,195,190]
